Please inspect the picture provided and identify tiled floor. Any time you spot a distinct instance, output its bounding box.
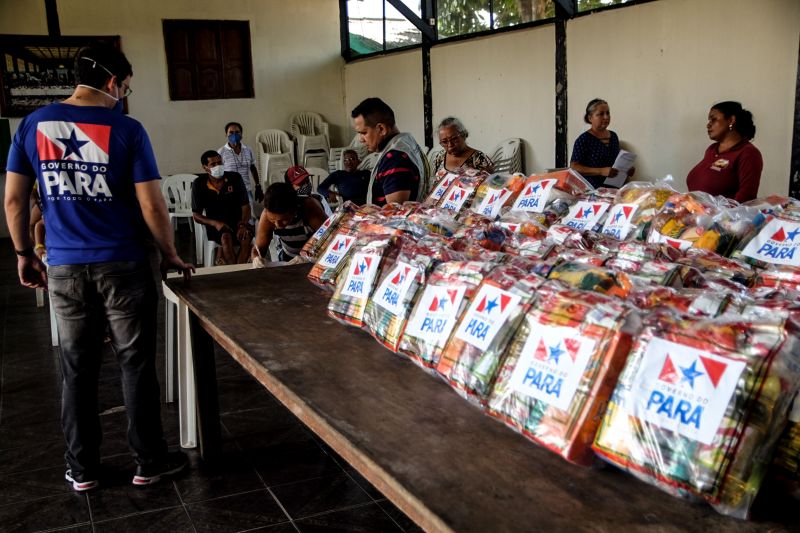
[0,235,420,533]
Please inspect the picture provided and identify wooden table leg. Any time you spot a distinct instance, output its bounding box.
[189,311,222,461]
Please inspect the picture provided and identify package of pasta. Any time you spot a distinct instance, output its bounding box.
[600,181,677,241]
[437,265,539,404]
[627,286,731,318]
[487,285,638,465]
[424,170,460,205]
[398,260,495,371]
[676,248,755,288]
[327,234,397,328]
[547,262,633,299]
[592,312,800,519]
[470,173,526,218]
[436,172,488,215]
[363,236,458,352]
[300,201,362,262]
[510,171,583,219]
[308,225,361,291]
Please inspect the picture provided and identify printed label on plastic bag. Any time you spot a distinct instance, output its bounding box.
[474,188,512,218]
[374,261,419,315]
[511,179,556,213]
[562,201,610,230]
[311,216,333,241]
[430,173,458,201]
[648,230,693,251]
[340,253,381,298]
[508,324,596,411]
[441,186,473,212]
[318,235,356,268]
[601,203,639,240]
[741,218,800,266]
[624,337,746,445]
[454,285,521,351]
[405,285,467,344]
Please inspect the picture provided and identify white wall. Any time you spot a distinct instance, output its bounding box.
[344,49,424,145]
[567,0,800,196]
[432,27,555,172]
[1,0,347,174]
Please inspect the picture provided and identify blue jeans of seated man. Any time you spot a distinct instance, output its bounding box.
[48,261,167,478]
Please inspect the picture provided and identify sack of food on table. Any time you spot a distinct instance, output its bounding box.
[363,236,458,352]
[646,191,724,252]
[547,262,633,299]
[300,201,360,262]
[627,286,731,318]
[487,285,638,465]
[592,312,800,519]
[399,260,495,372]
[732,211,800,291]
[307,225,360,291]
[327,234,398,327]
[436,171,488,215]
[509,171,586,224]
[424,169,459,205]
[469,173,526,219]
[437,264,540,405]
[601,180,676,241]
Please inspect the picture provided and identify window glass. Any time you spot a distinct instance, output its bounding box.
[347,0,384,56]
[577,0,631,12]
[437,0,490,39]
[494,0,555,29]
[385,0,422,50]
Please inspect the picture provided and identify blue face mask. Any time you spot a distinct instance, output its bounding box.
[228,133,242,144]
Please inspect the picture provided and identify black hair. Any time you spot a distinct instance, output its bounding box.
[584,98,608,124]
[74,45,132,90]
[200,150,220,167]
[711,101,756,140]
[264,182,298,214]
[351,97,396,128]
[343,149,359,158]
[224,122,243,133]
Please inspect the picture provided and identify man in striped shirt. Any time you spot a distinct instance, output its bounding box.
[253,182,327,262]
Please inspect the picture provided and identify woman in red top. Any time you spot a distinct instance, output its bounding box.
[686,101,762,203]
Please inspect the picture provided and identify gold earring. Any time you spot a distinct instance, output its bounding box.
[728,124,733,131]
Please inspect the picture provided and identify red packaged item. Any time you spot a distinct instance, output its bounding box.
[469,172,526,218]
[547,262,633,299]
[436,172,488,215]
[424,169,459,205]
[307,225,360,291]
[487,285,638,465]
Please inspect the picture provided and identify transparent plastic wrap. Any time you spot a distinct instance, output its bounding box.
[733,212,800,291]
[592,313,800,519]
[601,180,677,241]
[363,236,458,352]
[469,172,527,218]
[497,210,550,237]
[452,224,515,254]
[406,207,461,238]
[627,286,732,318]
[327,234,397,328]
[508,170,590,218]
[770,394,800,500]
[487,285,639,465]
[300,201,360,262]
[689,205,760,257]
[307,225,360,291]
[437,265,540,405]
[647,191,726,251]
[398,260,494,371]
[424,169,459,205]
[435,172,489,215]
[558,199,613,232]
[547,262,633,299]
[676,248,756,288]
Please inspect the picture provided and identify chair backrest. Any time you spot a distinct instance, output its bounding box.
[161,173,197,214]
[255,129,293,155]
[358,152,380,172]
[427,147,444,170]
[289,112,329,138]
[489,138,523,174]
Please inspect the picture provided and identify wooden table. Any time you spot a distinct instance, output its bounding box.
[165,266,797,533]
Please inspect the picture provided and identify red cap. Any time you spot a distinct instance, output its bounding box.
[286,165,310,185]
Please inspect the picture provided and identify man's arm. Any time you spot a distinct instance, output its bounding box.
[4,171,47,288]
[253,210,275,260]
[384,190,411,204]
[237,203,252,241]
[135,180,194,279]
[192,212,229,231]
[303,197,329,231]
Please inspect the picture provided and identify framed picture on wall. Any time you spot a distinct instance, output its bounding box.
[0,34,122,117]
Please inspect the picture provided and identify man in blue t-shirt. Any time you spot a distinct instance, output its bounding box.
[4,44,193,492]
[317,149,369,206]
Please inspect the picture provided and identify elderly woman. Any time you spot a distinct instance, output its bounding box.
[686,101,762,203]
[433,117,494,174]
[570,98,634,189]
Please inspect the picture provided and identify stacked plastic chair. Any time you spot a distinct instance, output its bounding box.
[290,112,330,169]
[255,129,295,188]
[488,138,523,174]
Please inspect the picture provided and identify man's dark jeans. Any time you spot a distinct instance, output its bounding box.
[48,261,167,477]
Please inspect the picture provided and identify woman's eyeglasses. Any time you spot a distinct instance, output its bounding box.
[439,135,462,147]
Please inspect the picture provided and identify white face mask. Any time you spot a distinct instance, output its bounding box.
[209,165,225,178]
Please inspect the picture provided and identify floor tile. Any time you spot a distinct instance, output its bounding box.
[217,374,278,414]
[0,417,62,450]
[0,464,72,506]
[0,438,66,474]
[93,506,194,533]
[185,488,290,532]
[293,502,402,532]
[249,440,345,487]
[270,474,372,519]
[377,500,425,533]
[174,442,265,503]
[0,492,91,532]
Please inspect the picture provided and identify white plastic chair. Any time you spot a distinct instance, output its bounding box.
[489,138,523,174]
[161,174,197,231]
[193,219,220,267]
[358,152,380,172]
[427,147,444,171]
[290,112,330,169]
[255,129,295,188]
[328,135,368,172]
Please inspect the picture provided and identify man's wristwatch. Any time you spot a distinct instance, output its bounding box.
[15,247,34,258]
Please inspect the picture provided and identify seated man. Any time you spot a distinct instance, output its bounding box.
[351,97,429,206]
[254,182,327,262]
[191,150,252,265]
[317,149,369,205]
[285,165,333,216]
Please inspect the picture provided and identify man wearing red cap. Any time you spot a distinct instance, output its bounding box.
[284,165,332,216]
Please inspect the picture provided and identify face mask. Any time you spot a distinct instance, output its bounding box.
[228,133,242,144]
[297,183,312,196]
[209,165,225,178]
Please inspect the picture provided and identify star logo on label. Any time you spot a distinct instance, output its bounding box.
[526,183,541,196]
[582,207,593,218]
[487,192,499,204]
[429,296,441,312]
[391,266,410,285]
[449,189,463,202]
[679,360,704,389]
[787,227,800,242]
[612,210,624,224]
[547,342,565,364]
[57,129,89,160]
[353,256,372,275]
[771,227,787,242]
[698,355,727,388]
[658,354,680,384]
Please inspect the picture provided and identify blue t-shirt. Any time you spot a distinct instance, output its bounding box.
[317,169,369,205]
[570,130,620,188]
[371,150,419,206]
[7,103,160,265]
